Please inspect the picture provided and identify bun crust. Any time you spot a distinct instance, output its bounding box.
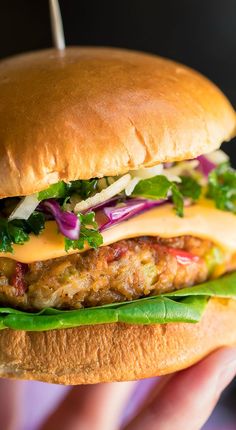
[0,298,235,385]
[0,47,235,197]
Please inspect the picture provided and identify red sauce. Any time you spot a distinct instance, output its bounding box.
[11,262,28,296]
[106,242,129,263]
[167,247,200,265]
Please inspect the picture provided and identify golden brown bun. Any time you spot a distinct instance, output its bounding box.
[0,298,235,385]
[0,47,235,197]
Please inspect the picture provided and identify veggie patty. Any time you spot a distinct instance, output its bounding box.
[0,235,230,311]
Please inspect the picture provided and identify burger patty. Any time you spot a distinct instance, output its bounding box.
[0,235,226,311]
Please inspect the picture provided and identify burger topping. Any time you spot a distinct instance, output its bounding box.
[164,247,200,265]
[0,212,45,253]
[8,194,39,221]
[207,162,236,213]
[39,200,80,241]
[74,173,131,212]
[0,149,235,255]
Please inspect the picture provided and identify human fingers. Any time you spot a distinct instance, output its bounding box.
[124,347,236,430]
[40,381,136,430]
[0,379,23,430]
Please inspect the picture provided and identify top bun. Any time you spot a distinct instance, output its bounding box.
[0,47,235,197]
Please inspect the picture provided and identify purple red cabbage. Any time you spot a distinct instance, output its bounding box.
[98,198,167,231]
[40,200,80,240]
[196,155,216,177]
[83,196,121,214]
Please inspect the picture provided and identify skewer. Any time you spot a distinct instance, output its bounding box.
[49,0,65,50]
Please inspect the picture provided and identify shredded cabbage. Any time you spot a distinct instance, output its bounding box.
[74,174,131,213]
[8,194,39,221]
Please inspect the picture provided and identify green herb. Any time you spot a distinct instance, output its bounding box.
[171,183,184,217]
[0,270,236,331]
[207,163,236,213]
[38,179,99,202]
[132,175,185,216]
[0,218,29,252]
[38,181,69,201]
[26,212,45,235]
[69,179,98,199]
[0,212,45,253]
[179,176,202,201]
[65,212,103,251]
[132,175,172,199]
[7,223,29,244]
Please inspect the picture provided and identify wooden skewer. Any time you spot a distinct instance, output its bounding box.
[49,0,65,50]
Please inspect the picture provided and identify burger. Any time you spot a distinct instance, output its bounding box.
[0,47,235,385]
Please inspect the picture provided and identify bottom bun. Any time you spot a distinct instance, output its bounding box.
[0,298,236,385]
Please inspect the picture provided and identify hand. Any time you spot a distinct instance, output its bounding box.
[1,348,236,430]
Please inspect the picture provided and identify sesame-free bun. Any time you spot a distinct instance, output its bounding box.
[0,47,235,198]
[0,298,235,385]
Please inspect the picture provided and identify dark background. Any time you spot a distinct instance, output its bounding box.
[0,1,236,428]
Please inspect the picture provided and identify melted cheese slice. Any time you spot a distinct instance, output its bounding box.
[2,199,236,263]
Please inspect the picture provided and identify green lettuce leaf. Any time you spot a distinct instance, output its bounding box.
[116,296,207,324]
[1,296,207,331]
[0,271,235,331]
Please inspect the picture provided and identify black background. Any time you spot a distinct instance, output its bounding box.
[0,2,236,426]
